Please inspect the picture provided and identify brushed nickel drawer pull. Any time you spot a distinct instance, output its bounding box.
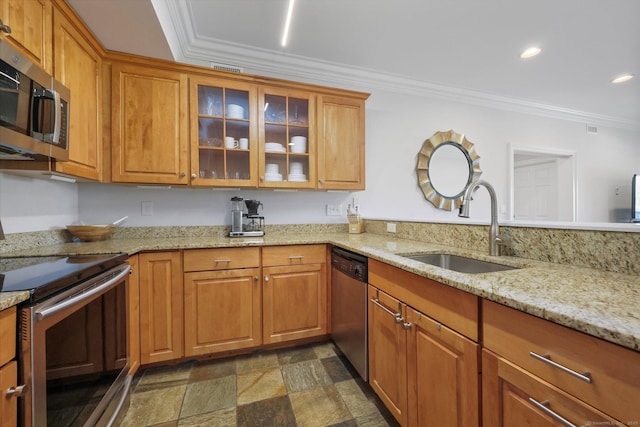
[6,384,27,398]
[370,298,403,323]
[214,259,232,263]
[529,352,592,383]
[528,398,577,427]
[288,255,304,260]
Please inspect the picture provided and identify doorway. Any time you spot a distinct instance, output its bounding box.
[508,145,577,222]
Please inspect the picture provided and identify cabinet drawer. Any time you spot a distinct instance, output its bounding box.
[482,349,621,427]
[368,259,478,341]
[483,300,640,423]
[262,245,326,267]
[184,247,260,272]
[0,307,16,366]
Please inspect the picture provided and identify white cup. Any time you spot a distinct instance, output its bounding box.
[290,161,303,174]
[290,136,307,153]
[225,136,238,149]
[239,138,249,150]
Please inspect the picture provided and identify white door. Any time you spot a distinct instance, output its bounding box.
[514,160,558,221]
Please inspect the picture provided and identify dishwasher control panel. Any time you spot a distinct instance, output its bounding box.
[331,247,368,282]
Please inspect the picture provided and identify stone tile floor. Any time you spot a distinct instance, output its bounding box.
[119,341,400,426]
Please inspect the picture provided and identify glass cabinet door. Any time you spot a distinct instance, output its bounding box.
[259,88,316,188]
[190,77,257,186]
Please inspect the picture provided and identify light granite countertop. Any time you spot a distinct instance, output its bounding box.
[1,232,639,353]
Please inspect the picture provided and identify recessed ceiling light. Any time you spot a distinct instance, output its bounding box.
[611,74,634,84]
[281,0,296,47]
[520,47,541,59]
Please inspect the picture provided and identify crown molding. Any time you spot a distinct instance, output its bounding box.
[153,0,640,132]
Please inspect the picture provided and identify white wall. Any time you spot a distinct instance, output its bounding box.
[1,86,638,233]
[0,172,78,233]
[77,184,355,227]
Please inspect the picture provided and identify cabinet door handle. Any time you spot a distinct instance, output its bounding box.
[528,398,577,427]
[264,276,269,282]
[214,259,232,264]
[180,172,186,177]
[0,19,11,34]
[6,384,27,398]
[370,298,403,323]
[529,352,592,383]
[191,173,197,179]
[289,255,304,260]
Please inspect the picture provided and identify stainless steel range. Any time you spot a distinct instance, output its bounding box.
[0,253,131,426]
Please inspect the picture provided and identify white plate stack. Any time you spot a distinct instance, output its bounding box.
[226,104,245,119]
[288,161,307,182]
[265,163,283,181]
[265,142,286,153]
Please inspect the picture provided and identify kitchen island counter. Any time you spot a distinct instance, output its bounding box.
[1,231,638,353]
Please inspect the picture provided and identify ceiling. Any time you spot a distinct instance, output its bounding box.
[68,0,640,130]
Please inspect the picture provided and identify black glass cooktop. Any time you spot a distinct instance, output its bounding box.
[0,253,127,302]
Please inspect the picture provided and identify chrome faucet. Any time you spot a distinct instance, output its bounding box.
[459,180,501,256]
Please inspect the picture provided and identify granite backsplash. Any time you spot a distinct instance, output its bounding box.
[1,221,637,276]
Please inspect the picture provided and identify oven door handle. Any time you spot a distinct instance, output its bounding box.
[36,265,131,321]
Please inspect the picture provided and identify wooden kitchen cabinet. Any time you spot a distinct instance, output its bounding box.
[183,248,262,356]
[368,286,409,426]
[51,4,104,180]
[0,307,18,427]
[405,306,479,427]
[139,251,184,364]
[317,94,366,190]
[127,254,140,375]
[189,75,259,186]
[482,348,622,427]
[483,300,640,425]
[367,259,481,427]
[0,0,52,72]
[262,244,327,343]
[258,86,317,189]
[111,62,189,184]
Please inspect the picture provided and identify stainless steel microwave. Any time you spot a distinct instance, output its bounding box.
[0,40,70,161]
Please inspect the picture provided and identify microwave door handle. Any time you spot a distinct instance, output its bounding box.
[35,265,131,321]
[51,89,62,144]
[32,88,62,144]
[0,70,20,86]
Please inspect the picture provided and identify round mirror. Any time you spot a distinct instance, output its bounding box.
[416,130,482,210]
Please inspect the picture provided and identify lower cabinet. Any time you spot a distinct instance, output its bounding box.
[262,245,328,344]
[139,251,184,364]
[1,307,18,427]
[183,247,262,356]
[137,245,328,366]
[406,306,479,427]
[482,349,620,427]
[483,299,638,426]
[367,285,480,427]
[367,286,409,425]
[367,259,480,427]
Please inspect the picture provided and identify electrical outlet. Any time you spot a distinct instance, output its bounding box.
[387,222,396,233]
[141,201,154,216]
[326,204,342,216]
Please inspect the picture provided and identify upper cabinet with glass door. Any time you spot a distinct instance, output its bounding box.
[259,87,316,189]
[189,76,258,187]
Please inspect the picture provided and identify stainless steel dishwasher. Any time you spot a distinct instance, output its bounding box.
[331,247,368,381]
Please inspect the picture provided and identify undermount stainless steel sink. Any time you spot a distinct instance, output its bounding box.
[403,253,518,274]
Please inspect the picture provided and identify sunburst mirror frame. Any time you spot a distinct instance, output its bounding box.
[416,129,482,211]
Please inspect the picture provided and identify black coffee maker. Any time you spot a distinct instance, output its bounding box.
[229,198,265,237]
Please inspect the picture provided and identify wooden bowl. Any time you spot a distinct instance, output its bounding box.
[66,224,115,242]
